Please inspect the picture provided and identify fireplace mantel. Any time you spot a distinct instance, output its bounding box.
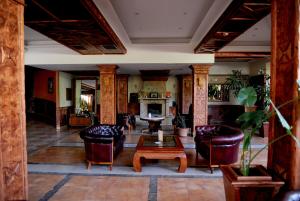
[139,98,172,125]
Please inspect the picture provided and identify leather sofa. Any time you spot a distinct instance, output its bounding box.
[80,124,126,170]
[194,125,244,173]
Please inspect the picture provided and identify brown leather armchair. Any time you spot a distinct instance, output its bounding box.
[194,125,244,173]
[80,124,126,170]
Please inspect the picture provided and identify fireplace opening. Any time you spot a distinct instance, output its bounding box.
[148,104,162,116]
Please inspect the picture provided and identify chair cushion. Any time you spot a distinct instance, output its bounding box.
[80,124,123,140]
[194,125,243,145]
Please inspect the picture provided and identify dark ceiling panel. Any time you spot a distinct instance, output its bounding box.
[194,0,271,53]
[25,0,126,55]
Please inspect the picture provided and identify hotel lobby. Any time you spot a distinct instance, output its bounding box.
[0,0,300,201]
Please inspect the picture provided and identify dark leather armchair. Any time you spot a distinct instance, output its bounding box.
[80,124,126,170]
[194,125,244,173]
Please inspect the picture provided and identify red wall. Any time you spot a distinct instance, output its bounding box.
[33,69,56,102]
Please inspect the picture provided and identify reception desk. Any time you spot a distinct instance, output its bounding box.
[69,114,92,127]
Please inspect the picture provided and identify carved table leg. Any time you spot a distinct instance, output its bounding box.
[87,161,91,170]
[133,153,142,172]
[178,154,187,173]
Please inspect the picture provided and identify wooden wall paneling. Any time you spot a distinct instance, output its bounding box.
[190,65,211,135]
[268,0,300,189]
[117,75,128,114]
[0,0,28,200]
[99,65,117,124]
[181,75,193,114]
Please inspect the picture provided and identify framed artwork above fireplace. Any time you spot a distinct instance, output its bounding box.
[149,92,158,98]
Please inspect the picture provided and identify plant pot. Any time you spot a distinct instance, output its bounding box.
[244,106,257,112]
[220,165,284,201]
[176,128,189,137]
[259,121,269,138]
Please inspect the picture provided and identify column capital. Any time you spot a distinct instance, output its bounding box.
[98,65,118,74]
[190,64,211,74]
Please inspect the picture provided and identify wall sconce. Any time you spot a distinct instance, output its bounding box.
[197,77,204,89]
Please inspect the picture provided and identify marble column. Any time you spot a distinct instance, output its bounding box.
[99,65,117,124]
[190,64,211,135]
[268,0,300,189]
[0,0,28,200]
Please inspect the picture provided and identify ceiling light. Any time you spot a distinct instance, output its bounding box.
[134,12,140,16]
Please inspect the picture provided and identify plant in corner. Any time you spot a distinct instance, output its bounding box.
[224,70,248,97]
[220,81,300,201]
[237,86,257,112]
[173,113,189,137]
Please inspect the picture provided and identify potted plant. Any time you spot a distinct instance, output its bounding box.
[220,82,300,201]
[237,86,257,112]
[224,70,248,103]
[173,113,189,137]
[259,74,271,137]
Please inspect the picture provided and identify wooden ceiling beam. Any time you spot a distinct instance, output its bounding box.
[194,0,271,54]
[215,51,270,60]
[25,0,126,55]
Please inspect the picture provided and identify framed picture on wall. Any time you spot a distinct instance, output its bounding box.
[150,92,158,98]
[48,78,54,93]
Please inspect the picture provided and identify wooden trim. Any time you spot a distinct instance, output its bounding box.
[0,0,27,199]
[194,0,270,53]
[215,51,270,58]
[81,0,127,54]
[269,0,300,189]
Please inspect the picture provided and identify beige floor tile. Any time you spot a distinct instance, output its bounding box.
[29,174,65,201]
[50,176,150,201]
[157,178,225,201]
[29,147,85,164]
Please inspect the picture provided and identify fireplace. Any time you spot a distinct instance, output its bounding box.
[147,104,162,115]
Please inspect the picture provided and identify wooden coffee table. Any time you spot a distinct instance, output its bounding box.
[133,135,187,173]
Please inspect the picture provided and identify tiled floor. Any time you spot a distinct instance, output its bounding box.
[27,119,268,200]
[157,178,225,201]
[29,173,226,201]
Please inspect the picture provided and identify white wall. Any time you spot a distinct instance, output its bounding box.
[75,80,81,109]
[166,76,178,104]
[59,72,73,107]
[210,62,250,75]
[249,59,270,75]
[128,75,143,102]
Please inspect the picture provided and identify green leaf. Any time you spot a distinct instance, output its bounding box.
[237,110,267,131]
[270,100,291,130]
[242,132,251,152]
[237,87,257,107]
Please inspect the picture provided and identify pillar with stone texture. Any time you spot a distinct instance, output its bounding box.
[0,0,28,200]
[99,65,117,124]
[190,64,211,135]
[268,0,300,189]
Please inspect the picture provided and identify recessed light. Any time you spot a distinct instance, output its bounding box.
[183,12,187,15]
[178,27,183,30]
[134,12,140,16]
